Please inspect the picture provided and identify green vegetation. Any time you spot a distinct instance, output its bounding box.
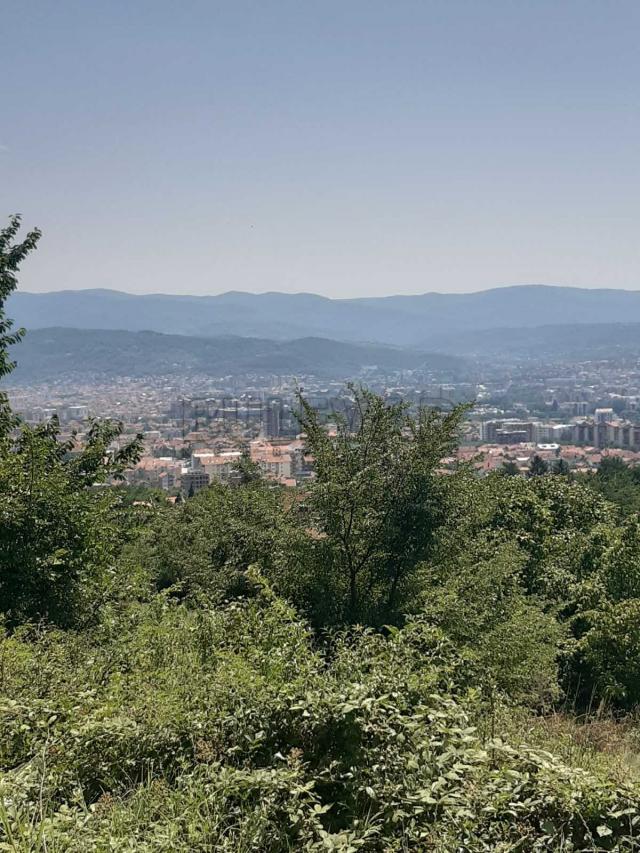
[0,216,40,432]
[584,455,640,517]
[4,216,640,849]
[6,327,466,383]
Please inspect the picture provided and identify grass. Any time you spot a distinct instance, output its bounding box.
[500,707,640,786]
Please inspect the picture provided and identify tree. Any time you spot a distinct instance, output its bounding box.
[499,460,520,477]
[420,537,562,706]
[0,417,142,626]
[234,449,263,485]
[528,454,548,477]
[0,215,41,433]
[598,455,630,478]
[584,455,640,517]
[0,216,142,626]
[146,479,302,602]
[575,599,640,707]
[295,385,469,625]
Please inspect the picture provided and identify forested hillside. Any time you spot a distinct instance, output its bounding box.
[4,217,640,850]
[10,323,640,384]
[6,327,466,382]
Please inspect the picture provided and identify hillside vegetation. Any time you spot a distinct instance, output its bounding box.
[3,217,640,850]
[6,327,466,383]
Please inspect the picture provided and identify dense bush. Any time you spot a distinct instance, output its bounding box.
[420,539,563,707]
[146,481,296,599]
[0,419,141,628]
[2,589,640,851]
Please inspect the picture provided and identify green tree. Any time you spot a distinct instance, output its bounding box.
[574,599,640,707]
[0,418,142,626]
[564,515,640,706]
[295,385,468,625]
[0,215,41,434]
[584,455,640,517]
[528,454,549,477]
[234,449,263,485]
[146,479,305,603]
[554,457,571,476]
[0,216,142,626]
[420,538,562,706]
[499,460,520,477]
[598,455,630,478]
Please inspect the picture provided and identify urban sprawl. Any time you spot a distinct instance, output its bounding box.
[10,355,640,493]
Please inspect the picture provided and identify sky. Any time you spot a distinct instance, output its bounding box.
[2,0,640,297]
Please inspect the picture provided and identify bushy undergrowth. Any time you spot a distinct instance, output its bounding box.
[1,584,640,851]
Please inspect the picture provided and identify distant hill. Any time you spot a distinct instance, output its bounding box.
[6,328,467,383]
[427,322,640,360]
[9,285,640,346]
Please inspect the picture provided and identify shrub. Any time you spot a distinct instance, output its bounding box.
[2,590,640,850]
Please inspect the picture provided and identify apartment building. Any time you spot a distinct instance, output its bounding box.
[181,470,210,495]
[192,450,242,483]
[250,441,293,480]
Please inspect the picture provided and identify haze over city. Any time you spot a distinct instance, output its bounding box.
[3,0,640,297]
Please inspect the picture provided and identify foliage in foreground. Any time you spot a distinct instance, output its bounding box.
[0,418,142,628]
[2,588,640,851]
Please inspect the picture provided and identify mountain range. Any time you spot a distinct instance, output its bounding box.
[10,285,640,347]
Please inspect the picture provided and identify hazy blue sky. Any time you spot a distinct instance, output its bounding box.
[3,0,639,297]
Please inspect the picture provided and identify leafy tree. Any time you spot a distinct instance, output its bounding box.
[499,460,520,477]
[598,455,631,478]
[295,385,468,625]
[488,475,612,596]
[562,515,640,706]
[234,448,263,485]
[110,483,167,507]
[0,418,141,626]
[0,216,142,626]
[584,455,640,517]
[420,538,562,706]
[574,598,640,707]
[146,480,305,602]
[597,516,640,602]
[0,215,41,434]
[528,454,549,477]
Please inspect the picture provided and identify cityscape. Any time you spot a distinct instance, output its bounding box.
[9,344,640,495]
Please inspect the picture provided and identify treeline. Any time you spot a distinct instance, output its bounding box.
[3,216,640,850]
